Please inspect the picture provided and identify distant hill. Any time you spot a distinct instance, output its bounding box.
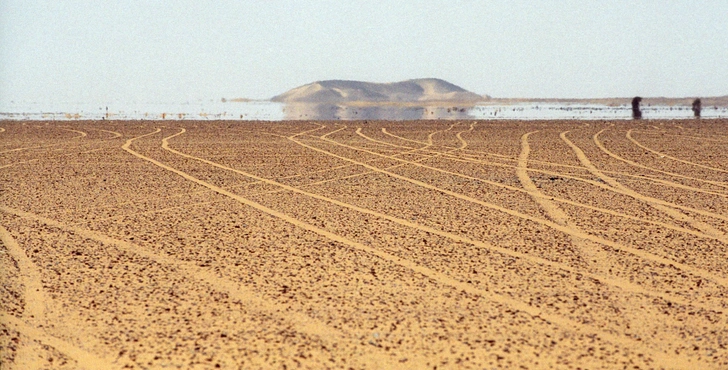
[271,78,484,104]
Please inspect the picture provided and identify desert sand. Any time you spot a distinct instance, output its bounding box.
[1,119,727,369]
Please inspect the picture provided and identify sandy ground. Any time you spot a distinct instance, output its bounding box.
[1,119,727,369]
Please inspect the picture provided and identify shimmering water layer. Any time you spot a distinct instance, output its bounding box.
[1,101,726,120]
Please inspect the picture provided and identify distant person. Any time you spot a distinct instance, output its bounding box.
[692,98,701,118]
[632,97,642,119]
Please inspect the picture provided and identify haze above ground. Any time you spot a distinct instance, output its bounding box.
[1,1,727,108]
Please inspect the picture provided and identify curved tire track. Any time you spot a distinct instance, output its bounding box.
[627,129,728,174]
[561,131,728,241]
[594,129,728,191]
[0,205,357,360]
[119,129,423,369]
[306,129,728,245]
[383,125,728,197]
[357,127,728,241]
[165,128,724,313]
[159,127,711,369]
[516,132,609,270]
[290,132,728,289]
[156,130,701,368]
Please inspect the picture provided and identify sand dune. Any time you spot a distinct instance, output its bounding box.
[1,119,728,369]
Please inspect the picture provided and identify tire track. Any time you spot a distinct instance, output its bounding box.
[281,123,474,193]
[1,126,90,155]
[1,148,108,170]
[380,127,596,176]
[164,128,724,312]
[1,224,45,369]
[516,132,608,270]
[431,144,728,224]
[158,128,709,368]
[426,123,455,145]
[117,130,423,369]
[319,124,344,139]
[594,129,728,192]
[0,313,119,370]
[98,129,123,139]
[310,128,728,244]
[633,130,728,144]
[381,125,728,197]
[383,126,547,162]
[321,128,728,240]
[56,127,367,221]
[1,205,350,350]
[627,129,728,174]
[291,132,728,288]
[355,123,458,152]
[345,127,728,226]
[561,131,728,240]
[0,159,40,170]
[1,143,56,155]
[249,124,474,199]
[381,127,435,147]
[0,225,44,321]
[60,127,88,138]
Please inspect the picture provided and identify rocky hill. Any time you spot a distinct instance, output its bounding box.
[271,78,483,104]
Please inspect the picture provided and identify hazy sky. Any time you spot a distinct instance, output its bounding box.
[1,1,727,105]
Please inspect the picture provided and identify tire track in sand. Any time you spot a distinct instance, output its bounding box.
[421,141,728,224]
[59,127,88,138]
[98,129,123,139]
[115,129,346,340]
[627,129,728,174]
[76,125,465,230]
[158,129,710,368]
[58,124,395,221]
[0,205,375,367]
[256,124,471,197]
[248,124,475,199]
[277,123,474,194]
[633,130,728,144]
[319,129,728,248]
[0,148,108,170]
[382,127,581,169]
[1,224,46,369]
[1,126,89,155]
[355,123,459,152]
[383,126,728,197]
[594,129,728,192]
[511,131,721,308]
[561,131,728,240]
[0,313,117,370]
[291,132,728,289]
[516,132,611,271]
[352,128,728,242]
[165,128,723,312]
[118,130,423,369]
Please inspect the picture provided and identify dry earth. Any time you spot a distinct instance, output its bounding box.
[1,119,727,369]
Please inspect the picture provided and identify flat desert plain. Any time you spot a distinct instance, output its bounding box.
[1,119,728,369]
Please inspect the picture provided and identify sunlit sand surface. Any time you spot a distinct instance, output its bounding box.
[2,119,727,369]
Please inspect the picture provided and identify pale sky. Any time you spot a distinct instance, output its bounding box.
[1,0,727,105]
